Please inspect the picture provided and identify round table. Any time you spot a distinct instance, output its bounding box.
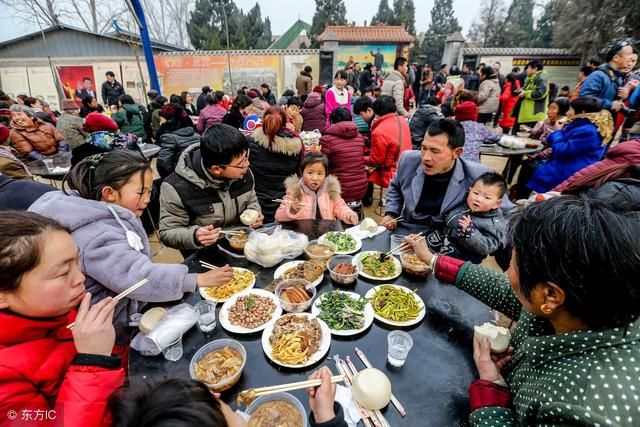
[480,136,543,183]
[129,220,492,426]
[26,152,72,184]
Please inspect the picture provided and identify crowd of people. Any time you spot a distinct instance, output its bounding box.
[0,37,639,426]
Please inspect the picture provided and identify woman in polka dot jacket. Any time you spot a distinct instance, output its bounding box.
[407,196,640,426]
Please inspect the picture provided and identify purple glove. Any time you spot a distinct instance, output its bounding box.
[58,140,70,152]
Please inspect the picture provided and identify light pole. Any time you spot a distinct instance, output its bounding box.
[221,1,234,94]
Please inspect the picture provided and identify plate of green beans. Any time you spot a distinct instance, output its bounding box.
[364,284,426,327]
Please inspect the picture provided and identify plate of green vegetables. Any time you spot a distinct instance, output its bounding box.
[319,231,362,255]
[354,251,402,281]
[364,284,425,327]
[311,290,374,336]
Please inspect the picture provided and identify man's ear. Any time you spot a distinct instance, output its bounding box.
[452,147,463,158]
[208,165,223,176]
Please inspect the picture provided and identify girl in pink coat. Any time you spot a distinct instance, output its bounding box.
[325,70,352,127]
[275,152,359,224]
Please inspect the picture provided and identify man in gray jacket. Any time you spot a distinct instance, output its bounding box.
[381,119,515,259]
[159,124,263,255]
[381,57,410,118]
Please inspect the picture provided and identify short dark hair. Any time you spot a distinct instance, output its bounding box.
[119,94,135,105]
[282,89,295,98]
[205,94,218,105]
[372,95,396,116]
[473,172,506,198]
[215,90,225,100]
[108,378,227,427]
[201,85,211,93]
[440,64,448,70]
[287,96,302,108]
[201,123,249,169]
[570,96,601,114]
[393,57,408,70]
[580,65,594,76]
[512,66,521,73]
[301,152,329,175]
[304,65,312,73]
[23,97,38,107]
[334,70,348,80]
[147,90,159,99]
[480,66,494,78]
[426,118,465,149]
[169,94,181,104]
[552,97,571,116]
[83,77,92,82]
[560,85,570,92]
[605,39,634,62]
[156,96,168,105]
[588,58,601,67]
[526,59,544,71]
[330,106,352,124]
[260,83,270,89]
[353,96,373,115]
[230,94,252,113]
[511,196,640,329]
[106,71,115,77]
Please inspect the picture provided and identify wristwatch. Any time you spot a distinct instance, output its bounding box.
[493,380,508,389]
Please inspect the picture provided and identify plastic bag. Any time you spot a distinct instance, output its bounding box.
[300,130,322,150]
[130,303,197,356]
[244,227,309,267]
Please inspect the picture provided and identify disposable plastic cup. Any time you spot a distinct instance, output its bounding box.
[157,329,183,362]
[42,158,54,172]
[387,330,413,367]
[194,300,217,332]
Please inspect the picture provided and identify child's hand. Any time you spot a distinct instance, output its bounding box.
[345,212,359,225]
[197,264,233,287]
[289,200,304,215]
[458,215,472,231]
[285,122,295,131]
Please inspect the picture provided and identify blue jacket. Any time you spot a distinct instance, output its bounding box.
[385,151,516,231]
[578,65,624,110]
[528,118,605,193]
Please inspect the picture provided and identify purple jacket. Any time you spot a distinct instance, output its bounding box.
[197,104,227,134]
[300,93,327,133]
[459,120,501,162]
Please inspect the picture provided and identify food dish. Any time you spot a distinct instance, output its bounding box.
[400,253,430,277]
[304,240,336,264]
[261,313,331,368]
[364,284,426,327]
[319,231,362,254]
[355,251,402,281]
[275,279,316,313]
[226,227,253,251]
[199,268,256,302]
[189,339,247,391]
[272,260,324,289]
[327,255,361,285]
[246,393,308,427]
[219,289,282,334]
[311,290,374,336]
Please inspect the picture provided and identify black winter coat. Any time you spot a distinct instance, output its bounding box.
[582,174,640,221]
[0,175,55,211]
[157,127,201,178]
[101,80,125,106]
[248,128,303,223]
[410,105,443,149]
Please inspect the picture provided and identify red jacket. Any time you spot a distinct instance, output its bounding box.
[320,121,368,202]
[497,80,521,129]
[364,113,412,188]
[0,310,124,427]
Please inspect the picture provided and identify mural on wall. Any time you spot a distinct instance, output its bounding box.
[336,44,397,73]
[55,65,96,104]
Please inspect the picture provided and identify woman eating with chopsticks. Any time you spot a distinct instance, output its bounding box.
[0,211,124,426]
[405,197,640,426]
[29,150,233,344]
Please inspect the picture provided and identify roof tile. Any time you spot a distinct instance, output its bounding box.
[317,25,414,43]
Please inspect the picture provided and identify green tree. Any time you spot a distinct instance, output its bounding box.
[416,0,461,65]
[496,0,534,47]
[309,0,347,47]
[531,0,558,48]
[467,0,506,47]
[371,0,394,25]
[392,0,416,35]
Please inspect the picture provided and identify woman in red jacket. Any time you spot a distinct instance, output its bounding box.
[0,211,124,427]
[364,95,412,189]
[320,107,368,203]
[497,73,521,132]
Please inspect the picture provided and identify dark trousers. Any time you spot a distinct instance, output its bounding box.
[512,159,544,200]
[477,113,494,124]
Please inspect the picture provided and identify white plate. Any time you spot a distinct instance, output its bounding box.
[311,290,374,336]
[273,260,324,288]
[198,267,256,303]
[261,313,331,368]
[354,251,402,281]
[365,284,426,327]
[219,289,282,334]
[319,232,362,255]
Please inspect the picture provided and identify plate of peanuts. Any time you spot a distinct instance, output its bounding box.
[219,289,283,334]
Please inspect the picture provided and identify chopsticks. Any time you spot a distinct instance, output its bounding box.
[333,356,375,427]
[66,278,149,330]
[380,216,404,227]
[242,375,344,397]
[272,198,308,205]
[219,230,243,236]
[355,347,406,417]
[384,231,424,257]
[199,261,219,270]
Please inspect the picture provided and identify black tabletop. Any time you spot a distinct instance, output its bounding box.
[129,220,491,426]
[26,151,72,177]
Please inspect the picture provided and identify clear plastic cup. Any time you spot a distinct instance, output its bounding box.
[389,233,406,251]
[194,300,217,332]
[156,329,183,362]
[42,158,54,172]
[387,330,413,367]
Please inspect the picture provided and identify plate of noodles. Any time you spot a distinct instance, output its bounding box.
[261,313,331,368]
[199,267,256,303]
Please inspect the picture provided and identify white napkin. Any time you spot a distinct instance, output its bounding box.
[130,303,197,356]
[345,224,386,240]
[335,384,362,427]
[50,166,70,174]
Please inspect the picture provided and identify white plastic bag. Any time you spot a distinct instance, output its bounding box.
[244,227,309,267]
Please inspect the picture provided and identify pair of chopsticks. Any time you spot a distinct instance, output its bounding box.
[241,375,344,398]
[355,347,406,417]
[66,278,149,330]
[199,261,219,270]
[219,230,243,236]
[384,231,425,257]
[380,216,404,227]
[272,198,308,206]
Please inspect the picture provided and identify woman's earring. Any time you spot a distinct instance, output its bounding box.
[540,304,552,315]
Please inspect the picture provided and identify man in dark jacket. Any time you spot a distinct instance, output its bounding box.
[196,86,212,113]
[409,101,444,149]
[461,64,479,91]
[260,83,276,106]
[101,71,125,106]
[0,174,55,211]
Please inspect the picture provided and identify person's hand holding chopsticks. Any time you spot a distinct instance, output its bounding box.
[197,264,233,287]
[380,215,398,230]
[195,225,221,247]
[72,293,117,357]
[405,234,434,265]
[307,366,337,423]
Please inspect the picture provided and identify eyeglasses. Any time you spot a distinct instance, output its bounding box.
[217,148,250,169]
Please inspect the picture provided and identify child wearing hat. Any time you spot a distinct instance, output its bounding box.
[453,101,501,162]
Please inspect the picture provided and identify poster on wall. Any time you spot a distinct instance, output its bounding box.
[55,65,97,104]
[337,44,397,73]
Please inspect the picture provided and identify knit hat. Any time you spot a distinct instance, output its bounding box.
[83,112,119,133]
[313,85,324,94]
[246,89,260,99]
[61,99,80,111]
[0,123,9,144]
[454,101,478,122]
